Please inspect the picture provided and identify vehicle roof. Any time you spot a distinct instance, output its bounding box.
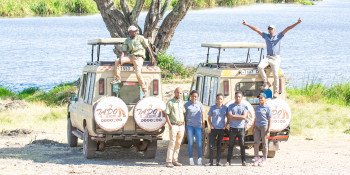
[88,38,126,45]
[201,42,266,48]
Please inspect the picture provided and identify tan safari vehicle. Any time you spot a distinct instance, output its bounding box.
[67,38,166,159]
[186,42,291,158]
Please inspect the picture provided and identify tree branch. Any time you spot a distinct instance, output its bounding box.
[120,0,131,23]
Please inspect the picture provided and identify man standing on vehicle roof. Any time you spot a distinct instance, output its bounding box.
[111,25,157,94]
[165,87,185,168]
[225,91,248,166]
[242,18,302,98]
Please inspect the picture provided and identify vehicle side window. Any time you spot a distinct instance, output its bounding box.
[209,77,218,106]
[195,75,203,101]
[88,73,96,104]
[84,73,91,103]
[202,76,211,105]
[80,74,87,99]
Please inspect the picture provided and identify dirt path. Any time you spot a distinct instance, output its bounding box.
[0,130,350,175]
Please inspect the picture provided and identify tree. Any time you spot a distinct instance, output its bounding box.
[93,0,192,56]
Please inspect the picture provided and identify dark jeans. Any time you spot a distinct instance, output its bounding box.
[209,129,225,164]
[227,128,246,163]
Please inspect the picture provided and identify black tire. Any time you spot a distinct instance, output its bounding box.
[143,140,157,159]
[67,118,78,147]
[83,126,97,159]
[267,150,276,158]
[202,128,211,159]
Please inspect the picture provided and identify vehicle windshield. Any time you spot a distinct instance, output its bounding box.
[112,82,142,104]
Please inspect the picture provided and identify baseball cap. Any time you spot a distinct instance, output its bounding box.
[128,25,138,31]
[268,25,275,29]
[257,93,267,98]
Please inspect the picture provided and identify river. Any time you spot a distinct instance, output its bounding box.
[0,0,349,91]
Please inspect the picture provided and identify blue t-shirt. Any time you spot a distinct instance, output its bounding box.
[184,101,204,128]
[208,104,228,129]
[255,105,272,127]
[262,32,284,56]
[228,103,248,128]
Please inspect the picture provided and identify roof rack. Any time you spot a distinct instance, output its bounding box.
[87,38,127,63]
[201,42,266,65]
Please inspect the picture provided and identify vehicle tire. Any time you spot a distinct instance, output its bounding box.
[67,118,78,147]
[202,128,211,159]
[143,140,157,159]
[83,126,97,159]
[267,150,276,158]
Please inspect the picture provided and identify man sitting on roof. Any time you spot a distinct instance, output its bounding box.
[242,18,302,98]
[111,25,156,94]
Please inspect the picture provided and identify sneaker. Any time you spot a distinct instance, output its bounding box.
[259,157,266,166]
[253,157,259,167]
[273,91,279,98]
[242,161,247,166]
[166,162,174,168]
[172,162,182,166]
[189,158,194,165]
[206,162,213,166]
[216,162,222,166]
[198,158,202,165]
[110,79,121,84]
[224,162,231,166]
[263,84,269,90]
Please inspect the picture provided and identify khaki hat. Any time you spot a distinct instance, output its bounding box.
[128,25,138,31]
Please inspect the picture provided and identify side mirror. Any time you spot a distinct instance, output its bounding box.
[183,92,189,101]
[70,92,76,101]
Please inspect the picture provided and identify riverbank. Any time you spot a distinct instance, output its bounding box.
[0,0,317,17]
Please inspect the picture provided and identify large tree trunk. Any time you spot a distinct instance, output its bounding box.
[93,0,192,56]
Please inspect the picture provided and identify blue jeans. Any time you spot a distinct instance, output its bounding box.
[186,125,202,158]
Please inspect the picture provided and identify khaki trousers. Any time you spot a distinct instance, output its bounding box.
[166,125,185,163]
[254,125,269,159]
[115,55,147,92]
[258,55,281,91]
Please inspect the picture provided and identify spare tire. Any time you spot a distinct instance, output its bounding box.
[134,97,166,132]
[225,99,256,131]
[94,97,129,132]
[265,98,292,132]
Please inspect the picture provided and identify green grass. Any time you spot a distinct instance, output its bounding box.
[0,81,78,106]
[287,78,350,106]
[157,53,196,79]
[0,0,316,16]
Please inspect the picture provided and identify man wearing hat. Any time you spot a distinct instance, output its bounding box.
[111,25,156,94]
[242,18,302,98]
[252,92,272,166]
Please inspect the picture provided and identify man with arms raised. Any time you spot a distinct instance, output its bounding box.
[242,18,302,97]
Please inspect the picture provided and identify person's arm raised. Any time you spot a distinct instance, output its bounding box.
[282,17,302,35]
[242,20,263,37]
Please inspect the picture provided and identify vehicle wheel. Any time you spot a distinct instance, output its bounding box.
[267,150,276,158]
[202,128,211,159]
[67,118,78,147]
[143,140,157,159]
[83,126,97,159]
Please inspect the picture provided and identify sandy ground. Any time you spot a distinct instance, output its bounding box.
[1,82,350,175]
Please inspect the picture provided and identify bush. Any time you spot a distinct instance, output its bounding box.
[157,53,195,79]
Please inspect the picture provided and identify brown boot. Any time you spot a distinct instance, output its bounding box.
[172,162,182,166]
[166,162,174,168]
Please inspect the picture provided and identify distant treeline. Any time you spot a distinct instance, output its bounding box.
[0,0,318,16]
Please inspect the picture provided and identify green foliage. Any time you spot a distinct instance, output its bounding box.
[157,53,195,79]
[1,0,98,16]
[287,77,350,106]
[0,81,78,106]
[0,86,15,98]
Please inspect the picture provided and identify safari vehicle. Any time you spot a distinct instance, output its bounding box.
[188,42,291,158]
[67,38,166,159]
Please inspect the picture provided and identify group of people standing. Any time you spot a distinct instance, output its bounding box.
[164,87,272,167]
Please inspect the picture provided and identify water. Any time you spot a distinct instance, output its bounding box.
[0,0,349,91]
